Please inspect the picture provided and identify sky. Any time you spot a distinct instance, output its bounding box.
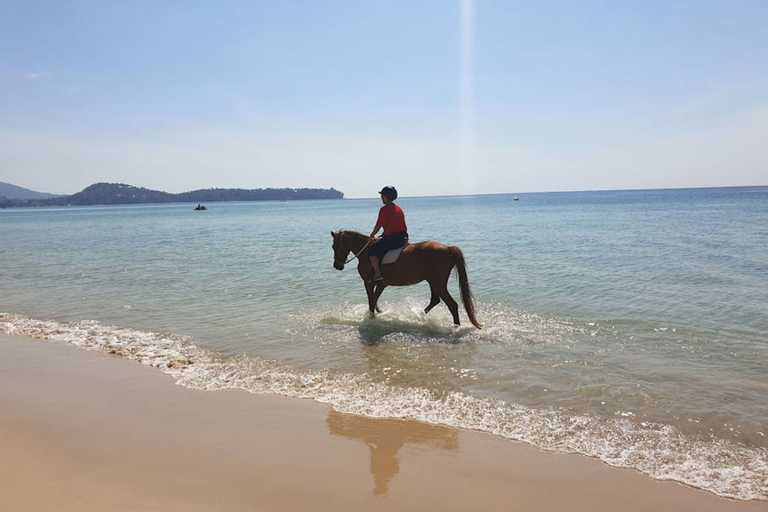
[1,0,767,198]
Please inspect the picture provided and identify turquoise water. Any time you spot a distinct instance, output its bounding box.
[1,187,767,500]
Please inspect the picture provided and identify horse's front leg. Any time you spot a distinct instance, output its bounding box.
[371,283,387,313]
[364,282,381,315]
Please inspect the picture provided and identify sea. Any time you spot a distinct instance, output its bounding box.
[1,186,767,500]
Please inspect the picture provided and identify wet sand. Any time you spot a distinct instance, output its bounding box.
[1,332,766,512]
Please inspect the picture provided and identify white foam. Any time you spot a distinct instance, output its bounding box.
[2,312,766,501]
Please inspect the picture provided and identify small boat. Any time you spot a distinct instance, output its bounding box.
[513,196,519,201]
[194,204,207,211]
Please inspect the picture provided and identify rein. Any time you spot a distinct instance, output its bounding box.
[339,232,372,264]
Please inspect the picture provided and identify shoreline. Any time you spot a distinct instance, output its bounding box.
[2,332,766,512]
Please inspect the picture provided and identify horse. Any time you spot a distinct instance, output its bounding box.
[331,230,482,329]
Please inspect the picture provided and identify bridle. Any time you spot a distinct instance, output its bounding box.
[336,231,373,265]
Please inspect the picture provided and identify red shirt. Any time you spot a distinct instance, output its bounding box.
[377,202,407,235]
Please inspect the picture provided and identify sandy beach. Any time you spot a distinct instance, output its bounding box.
[1,332,765,512]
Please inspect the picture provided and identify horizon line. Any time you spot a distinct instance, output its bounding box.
[4,181,767,202]
[344,183,768,200]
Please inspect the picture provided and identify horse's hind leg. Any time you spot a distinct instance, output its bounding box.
[424,282,441,315]
[438,286,461,326]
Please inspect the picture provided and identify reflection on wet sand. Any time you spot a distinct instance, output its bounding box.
[326,409,459,496]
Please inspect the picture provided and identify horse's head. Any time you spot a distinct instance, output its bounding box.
[331,231,350,270]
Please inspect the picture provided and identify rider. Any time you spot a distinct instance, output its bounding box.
[368,186,408,282]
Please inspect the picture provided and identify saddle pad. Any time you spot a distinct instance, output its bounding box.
[382,244,407,265]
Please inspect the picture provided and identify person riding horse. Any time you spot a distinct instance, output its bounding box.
[368,186,408,283]
[331,185,481,328]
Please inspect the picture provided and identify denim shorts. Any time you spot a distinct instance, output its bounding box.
[368,232,408,261]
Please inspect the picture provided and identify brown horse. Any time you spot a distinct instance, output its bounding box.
[331,230,482,329]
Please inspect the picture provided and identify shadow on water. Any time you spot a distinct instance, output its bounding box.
[326,409,459,496]
[356,315,473,346]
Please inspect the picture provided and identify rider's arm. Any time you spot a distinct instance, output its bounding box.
[371,207,385,238]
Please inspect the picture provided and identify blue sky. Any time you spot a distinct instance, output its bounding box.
[1,0,766,197]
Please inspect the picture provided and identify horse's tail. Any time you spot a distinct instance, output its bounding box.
[448,246,482,329]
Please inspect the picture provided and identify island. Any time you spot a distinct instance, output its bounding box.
[0,183,344,208]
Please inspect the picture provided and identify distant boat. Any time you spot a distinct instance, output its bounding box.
[513,196,519,201]
[194,204,207,211]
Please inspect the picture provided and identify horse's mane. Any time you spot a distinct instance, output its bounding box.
[339,230,367,239]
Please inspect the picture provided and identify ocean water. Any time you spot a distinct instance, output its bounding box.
[1,186,767,500]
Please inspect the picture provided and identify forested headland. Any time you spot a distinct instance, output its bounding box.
[0,183,344,207]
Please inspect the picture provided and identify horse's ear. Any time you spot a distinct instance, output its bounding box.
[331,231,336,238]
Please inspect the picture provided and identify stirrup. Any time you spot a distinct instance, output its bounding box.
[368,274,384,283]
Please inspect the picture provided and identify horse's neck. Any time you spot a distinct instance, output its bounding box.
[344,232,368,253]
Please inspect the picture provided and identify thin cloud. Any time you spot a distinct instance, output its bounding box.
[25,72,52,80]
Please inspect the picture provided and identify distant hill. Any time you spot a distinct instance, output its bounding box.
[0,182,62,200]
[0,182,344,207]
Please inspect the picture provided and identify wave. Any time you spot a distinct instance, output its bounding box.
[1,312,766,501]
